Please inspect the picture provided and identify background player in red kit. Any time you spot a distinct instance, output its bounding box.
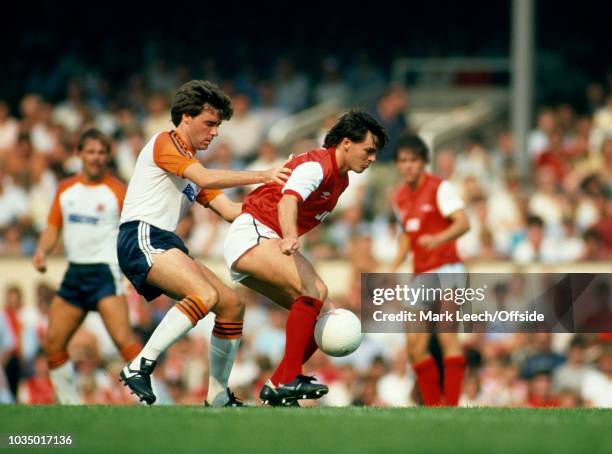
[389,134,470,406]
[223,111,388,406]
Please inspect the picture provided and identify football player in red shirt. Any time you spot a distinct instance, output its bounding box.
[223,111,388,405]
[389,134,470,406]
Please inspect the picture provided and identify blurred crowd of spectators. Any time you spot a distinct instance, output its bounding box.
[0,59,611,406]
[1,282,611,407]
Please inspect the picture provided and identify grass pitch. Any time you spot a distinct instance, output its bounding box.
[2,406,611,453]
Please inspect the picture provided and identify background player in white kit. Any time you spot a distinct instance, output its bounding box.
[118,80,291,406]
[33,129,142,404]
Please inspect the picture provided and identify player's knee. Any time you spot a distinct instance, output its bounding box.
[219,293,245,320]
[297,279,327,301]
[197,286,220,311]
[43,332,63,355]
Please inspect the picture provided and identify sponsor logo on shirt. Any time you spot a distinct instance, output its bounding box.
[182,184,196,202]
[68,214,99,224]
[321,191,331,200]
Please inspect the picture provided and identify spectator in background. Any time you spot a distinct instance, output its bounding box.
[0,312,16,403]
[347,53,386,99]
[512,215,558,263]
[367,84,409,213]
[252,81,288,136]
[218,93,263,163]
[581,346,612,407]
[535,129,570,184]
[314,57,349,105]
[0,163,30,231]
[2,285,39,400]
[521,333,566,380]
[553,336,591,394]
[527,372,560,408]
[52,80,86,133]
[0,101,18,152]
[528,107,556,160]
[528,167,566,235]
[273,58,310,113]
[142,92,173,139]
[245,142,286,193]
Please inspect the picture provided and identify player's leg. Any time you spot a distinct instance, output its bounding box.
[407,332,443,406]
[234,239,328,403]
[122,248,219,404]
[97,295,142,363]
[437,332,466,406]
[194,262,245,407]
[44,296,86,404]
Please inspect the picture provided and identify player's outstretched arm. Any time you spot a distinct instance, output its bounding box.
[33,226,60,273]
[278,193,300,255]
[183,159,291,190]
[389,232,410,272]
[207,193,243,222]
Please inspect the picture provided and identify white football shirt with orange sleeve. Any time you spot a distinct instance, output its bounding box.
[48,173,126,264]
[120,130,222,232]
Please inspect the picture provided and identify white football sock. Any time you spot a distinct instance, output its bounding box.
[208,335,241,406]
[130,306,193,368]
[49,361,80,405]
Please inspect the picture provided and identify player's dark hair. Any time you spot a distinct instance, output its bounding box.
[171,80,233,127]
[394,133,429,162]
[77,128,111,154]
[323,110,388,151]
[526,215,544,228]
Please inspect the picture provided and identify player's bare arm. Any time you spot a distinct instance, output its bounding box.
[33,225,60,273]
[417,209,470,249]
[183,158,291,189]
[278,193,300,255]
[389,232,410,272]
[206,193,243,222]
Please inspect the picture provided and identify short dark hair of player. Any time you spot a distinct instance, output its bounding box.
[170,80,234,127]
[323,110,388,151]
[526,215,544,228]
[394,134,429,162]
[78,128,111,154]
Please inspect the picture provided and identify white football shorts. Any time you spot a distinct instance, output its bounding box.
[223,213,280,282]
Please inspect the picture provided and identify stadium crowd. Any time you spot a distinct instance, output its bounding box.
[0,58,611,406]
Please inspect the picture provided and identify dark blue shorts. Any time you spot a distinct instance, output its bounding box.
[58,263,122,312]
[117,221,190,301]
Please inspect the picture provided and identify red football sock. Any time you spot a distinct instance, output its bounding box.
[413,356,442,406]
[443,355,466,406]
[302,333,319,365]
[271,296,322,386]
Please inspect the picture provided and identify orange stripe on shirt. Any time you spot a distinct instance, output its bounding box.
[153,131,199,178]
[102,173,127,212]
[47,175,80,228]
[196,188,223,206]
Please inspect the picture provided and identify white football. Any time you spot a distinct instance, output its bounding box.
[315,309,364,357]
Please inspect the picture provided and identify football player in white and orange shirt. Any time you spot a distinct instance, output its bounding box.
[33,129,143,404]
[118,80,290,406]
[389,134,470,407]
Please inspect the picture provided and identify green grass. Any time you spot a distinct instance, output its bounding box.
[1,406,611,453]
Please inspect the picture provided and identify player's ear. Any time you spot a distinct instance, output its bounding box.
[342,137,351,152]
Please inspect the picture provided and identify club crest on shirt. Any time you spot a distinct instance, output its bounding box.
[420,204,434,212]
[182,184,196,202]
[321,191,331,200]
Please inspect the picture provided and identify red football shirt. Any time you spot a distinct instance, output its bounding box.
[243,148,349,237]
[393,173,464,273]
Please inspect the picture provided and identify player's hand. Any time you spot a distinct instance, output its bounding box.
[279,236,300,255]
[33,249,47,273]
[264,154,293,185]
[417,234,441,249]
